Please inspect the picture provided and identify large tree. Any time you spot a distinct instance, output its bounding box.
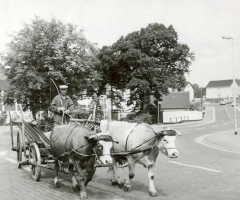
[97,23,195,112]
[0,17,99,117]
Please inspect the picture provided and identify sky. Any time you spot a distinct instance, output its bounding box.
[0,0,240,87]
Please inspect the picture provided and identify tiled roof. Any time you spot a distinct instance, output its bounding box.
[161,92,190,109]
[206,80,234,88]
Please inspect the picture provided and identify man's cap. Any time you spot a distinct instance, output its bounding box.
[59,85,68,89]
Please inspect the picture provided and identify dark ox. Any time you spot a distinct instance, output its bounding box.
[50,124,113,200]
[99,121,181,197]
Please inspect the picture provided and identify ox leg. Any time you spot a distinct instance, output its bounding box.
[124,157,135,191]
[84,156,96,187]
[148,164,158,197]
[72,159,87,200]
[69,164,80,192]
[54,160,61,188]
[110,158,125,188]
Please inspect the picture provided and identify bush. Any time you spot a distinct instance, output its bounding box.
[0,111,7,126]
[124,112,153,124]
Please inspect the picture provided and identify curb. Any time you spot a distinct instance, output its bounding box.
[195,130,240,155]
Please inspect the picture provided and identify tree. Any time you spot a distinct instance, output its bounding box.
[192,83,206,98]
[97,23,195,113]
[0,17,99,117]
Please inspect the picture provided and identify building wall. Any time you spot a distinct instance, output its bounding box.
[206,82,239,99]
[163,110,203,123]
[183,83,194,102]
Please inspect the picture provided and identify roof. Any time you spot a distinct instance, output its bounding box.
[236,79,240,86]
[161,92,190,109]
[206,80,234,88]
[183,82,194,90]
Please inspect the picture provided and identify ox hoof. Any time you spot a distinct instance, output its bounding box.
[72,185,80,192]
[80,191,88,200]
[111,180,119,186]
[54,181,61,188]
[123,184,131,192]
[148,191,158,197]
[118,182,125,189]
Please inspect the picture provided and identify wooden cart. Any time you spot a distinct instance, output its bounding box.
[10,112,99,181]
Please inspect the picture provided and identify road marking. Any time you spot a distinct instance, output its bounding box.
[195,129,240,155]
[169,161,222,173]
[224,106,234,120]
[223,123,229,125]
[197,127,205,129]
[211,125,218,127]
[5,158,17,164]
[0,151,7,156]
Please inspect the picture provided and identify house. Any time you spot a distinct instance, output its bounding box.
[159,92,202,123]
[0,74,18,112]
[181,82,195,102]
[206,79,239,100]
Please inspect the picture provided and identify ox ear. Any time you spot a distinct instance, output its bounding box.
[85,135,98,142]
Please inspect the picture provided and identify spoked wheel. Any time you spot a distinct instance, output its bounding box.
[17,132,22,168]
[29,143,41,181]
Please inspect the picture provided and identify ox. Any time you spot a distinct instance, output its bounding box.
[50,124,114,200]
[100,121,181,197]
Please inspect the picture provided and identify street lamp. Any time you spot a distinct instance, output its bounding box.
[222,36,238,135]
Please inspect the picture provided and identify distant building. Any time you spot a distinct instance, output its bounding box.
[0,74,19,111]
[206,79,239,100]
[181,82,195,102]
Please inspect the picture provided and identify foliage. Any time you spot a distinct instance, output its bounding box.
[0,111,7,126]
[124,112,153,124]
[0,16,99,116]
[71,97,104,122]
[189,102,202,111]
[97,23,195,113]
[192,83,206,98]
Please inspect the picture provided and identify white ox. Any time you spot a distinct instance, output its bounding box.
[99,121,181,197]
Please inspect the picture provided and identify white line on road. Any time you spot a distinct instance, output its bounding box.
[224,106,234,120]
[211,125,218,127]
[0,151,7,156]
[197,127,205,129]
[169,161,222,173]
[223,123,229,125]
[195,129,240,155]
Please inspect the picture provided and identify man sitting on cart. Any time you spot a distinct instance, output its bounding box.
[50,85,74,126]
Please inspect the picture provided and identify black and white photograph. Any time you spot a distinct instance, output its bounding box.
[0,0,240,199]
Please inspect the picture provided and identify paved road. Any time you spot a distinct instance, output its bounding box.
[1,103,240,200]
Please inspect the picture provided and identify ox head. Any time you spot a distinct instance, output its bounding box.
[85,135,115,165]
[156,129,181,158]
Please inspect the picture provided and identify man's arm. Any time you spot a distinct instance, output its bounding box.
[49,96,64,113]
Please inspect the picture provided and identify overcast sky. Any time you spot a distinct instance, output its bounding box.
[0,0,240,87]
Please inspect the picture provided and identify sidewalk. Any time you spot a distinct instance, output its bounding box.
[200,105,240,153]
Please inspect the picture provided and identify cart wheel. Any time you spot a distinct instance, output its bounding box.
[29,143,41,181]
[17,132,22,168]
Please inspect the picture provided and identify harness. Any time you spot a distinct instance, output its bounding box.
[121,127,177,155]
[56,127,114,163]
